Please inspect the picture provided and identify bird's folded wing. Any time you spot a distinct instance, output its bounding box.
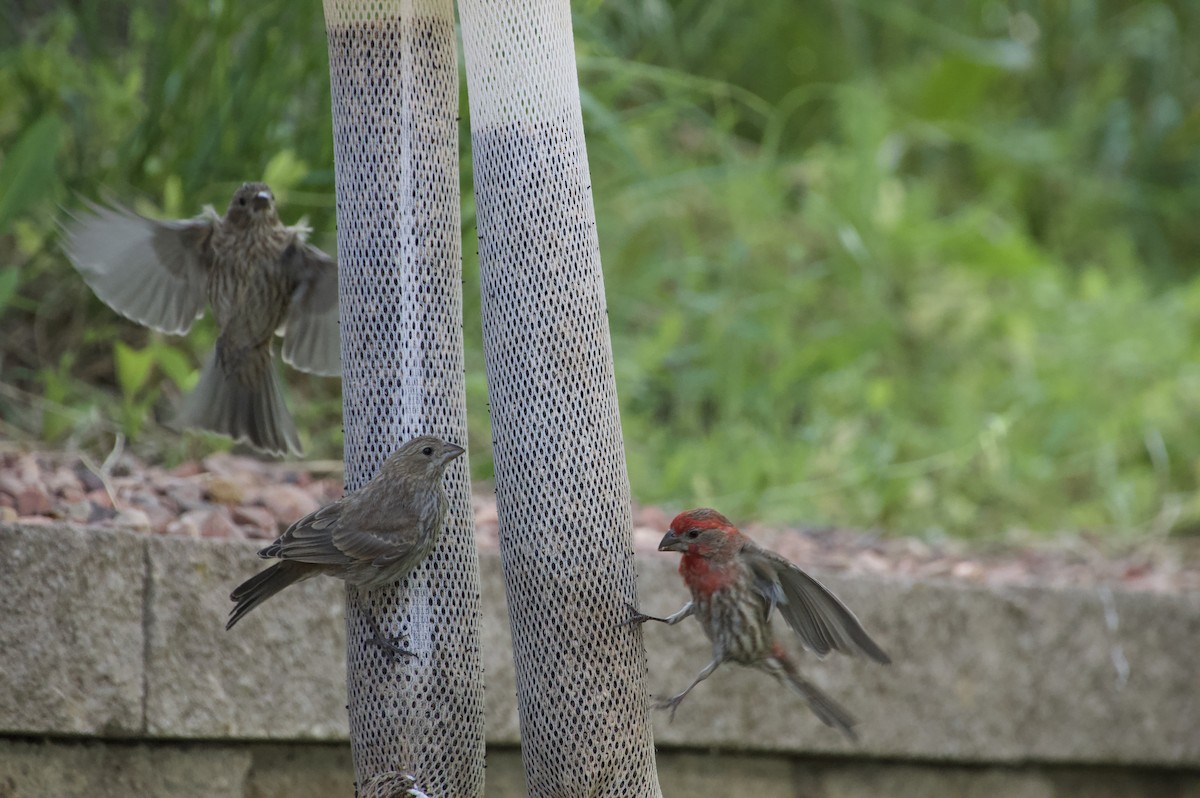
[331,499,425,568]
[264,500,355,566]
[279,239,341,377]
[63,199,214,335]
[745,544,891,663]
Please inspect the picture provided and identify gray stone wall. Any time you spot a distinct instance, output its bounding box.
[3,741,1200,798]
[2,522,1198,796]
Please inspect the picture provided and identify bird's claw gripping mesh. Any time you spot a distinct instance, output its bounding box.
[324,1,484,794]
[459,1,664,795]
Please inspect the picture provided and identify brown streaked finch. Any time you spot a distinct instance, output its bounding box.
[226,435,465,648]
[63,182,339,456]
[628,507,890,740]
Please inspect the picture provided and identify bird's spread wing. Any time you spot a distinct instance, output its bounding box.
[63,198,214,335]
[279,237,340,376]
[744,543,891,663]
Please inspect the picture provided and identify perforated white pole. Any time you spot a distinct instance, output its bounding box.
[458,3,664,795]
[323,1,485,795]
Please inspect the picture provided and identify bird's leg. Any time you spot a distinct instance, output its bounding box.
[624,600,694,627]
[655,656,721,721]
[355,592,416,662]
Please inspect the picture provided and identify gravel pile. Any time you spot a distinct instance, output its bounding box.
[3,447,1197,593]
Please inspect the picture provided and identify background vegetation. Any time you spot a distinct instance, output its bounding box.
[2,0,1198,540]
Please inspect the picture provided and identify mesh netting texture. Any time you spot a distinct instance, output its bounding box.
[459,2,664,796]
[324,1,485,795]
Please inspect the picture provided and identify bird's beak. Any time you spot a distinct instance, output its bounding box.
[658,530,685,552]
[444,443,466,462]
[252,191,272,210]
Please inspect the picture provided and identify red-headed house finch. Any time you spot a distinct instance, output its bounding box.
[63,182,340,456]
[628,508,890,740]
[226,435,464,638]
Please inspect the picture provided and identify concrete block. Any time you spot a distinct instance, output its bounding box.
[480,556,520,744]
[634,557,1200,766]
[5,521,1199,775]
[0,523,144,736]
[243,743,353,798]
[1041,766,1200,798]
[143,536,348,739]
[795,762,1056,798]
[5,739,1198,798]
[0,738,250,798]
[482,748,528,798]
[791,759,1200,798]
[1019,586,1200,764]
[658,752,795,798]
[484,749,796,798]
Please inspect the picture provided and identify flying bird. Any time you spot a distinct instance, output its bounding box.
[628,507,891,740]
[63,182,340,456]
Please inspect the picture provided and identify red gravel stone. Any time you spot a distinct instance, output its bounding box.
[3,448,1197,595]
[231,505,278,537]
[199,507,241,539]
[0,475,24,502]
[15,486,52,517]
[257,483,321,527]
[170,461,203,478]
[44,466,81,495]
[205,475,247,506]
[86,489,114,509]
[113,507,151,533]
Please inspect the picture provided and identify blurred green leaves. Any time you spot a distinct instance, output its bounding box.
[262,150,310,201]
[584,0,1200,539]
[3,0,1200,538]
[0,0,340,459]
[0,114,63,234]
[0,268,20,317]
[113,339,195,437]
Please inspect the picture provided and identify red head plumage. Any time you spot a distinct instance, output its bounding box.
[658,508,744,594]
[668,508,735,536]
[659,507,742,558]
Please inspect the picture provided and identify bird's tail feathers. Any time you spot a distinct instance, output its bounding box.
[227,561,310,630]
[177,347,301,457]
[772,651,859,741]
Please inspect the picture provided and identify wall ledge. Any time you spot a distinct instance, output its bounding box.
[3,522,1197,768]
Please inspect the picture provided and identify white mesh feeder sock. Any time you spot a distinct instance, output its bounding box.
[459,2,664,795]
[324,1,485,795]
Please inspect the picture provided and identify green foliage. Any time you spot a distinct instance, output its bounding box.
[112,339,195,437]
[0,114,63,233]
[576,0,1200,539]
[2,0,1199,539]
[0,0,340,456]
[0,267,20,316]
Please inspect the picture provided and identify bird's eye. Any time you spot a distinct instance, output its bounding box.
[238,197,246,206]
[422,446,434,456]
[686,529,699,539]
